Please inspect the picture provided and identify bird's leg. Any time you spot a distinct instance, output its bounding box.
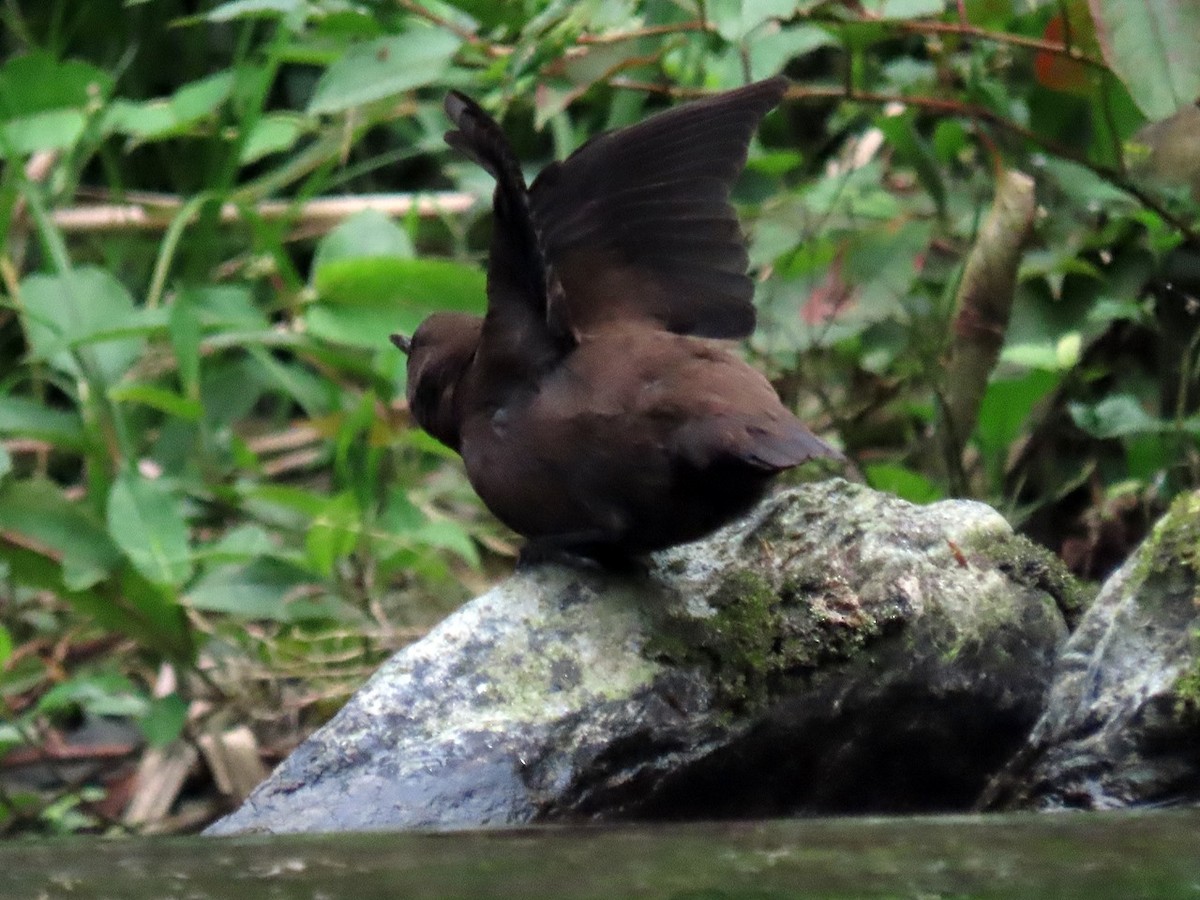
[517,530,643,574]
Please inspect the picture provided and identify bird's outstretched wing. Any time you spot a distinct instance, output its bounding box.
[529,77,788,340]
[443,91,571,375]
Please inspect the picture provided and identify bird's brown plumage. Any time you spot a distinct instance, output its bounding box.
[394,78,840,561]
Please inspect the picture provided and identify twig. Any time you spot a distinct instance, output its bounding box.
[577,20,715,44]
[393,0,507,57]
[608,78,1199,245]
[50,191,477,235]
[897,20,1106,70]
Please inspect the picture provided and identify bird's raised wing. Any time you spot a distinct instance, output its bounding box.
[529,77,787,340]
[443,91,572,378]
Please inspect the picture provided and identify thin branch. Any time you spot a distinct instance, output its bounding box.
[393,0,507,56]
[577,20,715,45]
[608,78,1199,245]
[897,20,1106,70]
[50,191,477,235]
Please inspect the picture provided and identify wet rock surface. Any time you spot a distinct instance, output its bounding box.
[207,479,1071,835]
[983,490,1200,811]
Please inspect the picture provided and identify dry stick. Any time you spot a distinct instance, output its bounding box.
[939,169,1037,492]
[50,191,477,235]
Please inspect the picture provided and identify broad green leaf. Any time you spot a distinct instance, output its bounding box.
[169,295,203,398]
[0,478,121,590]
[307,29,460,114]
[409,517,479,566]
[708,0,802,40]
[197,524,279,563]
[305,491,360,576]
[205,0,304,20]
[1069,394,1165,439]
[975,370,1060,458]
[745,25,837,80]
[844,219,934,321]
[0,624,11,666]
[1091,0,1200,119]
[308,257,485,348]
[108,383,203,421]
[313,208,415,269]
[186,557,318,620]
[37,674,148,718]
[1,109,86,154]
[118,570,195,662]
[1001,333,1082,371]
[0,53,112,117]
[19,268,143,386]
[0,53,111,152]
[184,283,269,329]
[865,463,944,504]
[240,112,308,163]
[862,0,946,17]
[0,397,85,450]
[139,693,188,748]
[107,471,193,587]
[108,71,235,140]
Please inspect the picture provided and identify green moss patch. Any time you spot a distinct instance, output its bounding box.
[963,532,1093,629]
[647,567,892,711]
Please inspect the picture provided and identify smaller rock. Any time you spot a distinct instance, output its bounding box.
[983,490,1200,810]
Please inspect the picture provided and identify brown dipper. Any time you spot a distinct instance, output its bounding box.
[393,77,839,563]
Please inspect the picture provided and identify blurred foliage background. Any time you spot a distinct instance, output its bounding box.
[0,0,1197,835]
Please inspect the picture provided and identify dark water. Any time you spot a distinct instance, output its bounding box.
[4,810,1199,899]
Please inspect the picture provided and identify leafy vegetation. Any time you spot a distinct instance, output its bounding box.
[0,0,1197,835]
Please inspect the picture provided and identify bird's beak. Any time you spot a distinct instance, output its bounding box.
[390,333,412,355]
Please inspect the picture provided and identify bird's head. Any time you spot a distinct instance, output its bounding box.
[392,313,482,452]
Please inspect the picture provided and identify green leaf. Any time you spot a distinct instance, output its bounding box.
[0,397,86,450]
[0,478,121,590]
[107,71,235,141]
[305,492,360,576]
[186,557,318,620]
[1091,0,1200,119]
[239,112,309,163]
[313,208,415,268]
[108,383,204,421]
[37,674,148,718]
[708,0,805,40]
[308,257,485,348]
[169,295,203,398]
[197,524,279,564]
[0,624,11,666]
[864,463,944,504]
[0,52,112,117]
[307,29,461,114]
[205,0,304,20]
[861,0,946,17]
[1069,394,1165,439]
[1,109,86,154]
[19,268,143,386]
[0,52,112,153]
[139,693,188,748]
[975,370,1060,458]
[107,472,193,587]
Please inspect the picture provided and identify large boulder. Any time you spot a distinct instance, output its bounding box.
[207,479,1074,835]
[983,490,1200,810]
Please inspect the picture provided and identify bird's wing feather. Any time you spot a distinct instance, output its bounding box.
[443,91,572,376]
[529,77,788,339]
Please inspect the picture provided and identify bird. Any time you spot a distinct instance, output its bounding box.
[392,76,840,564]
